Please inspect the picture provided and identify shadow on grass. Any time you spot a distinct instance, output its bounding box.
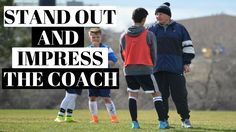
[156,126,236,132]
[191,127,236,132]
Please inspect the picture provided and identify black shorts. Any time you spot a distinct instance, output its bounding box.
[88,89,111,97]
[125,74,160,93]
[66,89,82,95]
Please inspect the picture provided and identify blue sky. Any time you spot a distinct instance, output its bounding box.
[15,0,236,15]
[14,0,236,32]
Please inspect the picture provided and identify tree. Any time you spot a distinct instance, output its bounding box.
[0,0,32,108]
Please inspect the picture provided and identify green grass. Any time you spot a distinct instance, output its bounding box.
[0,110,236,132]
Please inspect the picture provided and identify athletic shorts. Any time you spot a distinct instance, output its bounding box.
[125,74,160,93]
[88,89,111,97]
[66,89,82,95]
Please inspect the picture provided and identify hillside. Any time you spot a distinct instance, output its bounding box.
[179,14,236,55]
[178,14,236,110]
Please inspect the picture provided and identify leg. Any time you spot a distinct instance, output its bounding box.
[169,75,193,129]
[154,72,170,120]
[55,90,76,122]
[65,89,81,116]
[58,92,71,116]
[128,92,138,122]
[169,74,190,121]
[151,92,165,121]
[89,96,98,116]
[103,97,118,123]
[129,92,140,129]
[88,89,99,123]
[54,92,68,122]
[136,74,168,129]
[152,92,169,129]
[64,93,77,122]
[137,74,167,122]
[103,97,117,117]
[125,75,140,129]
[66,93,77,117]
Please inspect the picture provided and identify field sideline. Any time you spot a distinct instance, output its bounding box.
[0,110,236,132]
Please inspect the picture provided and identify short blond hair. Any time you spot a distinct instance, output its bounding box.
[88,27,102,34]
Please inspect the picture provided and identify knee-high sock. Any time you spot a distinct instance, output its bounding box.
[89,101,98,116]
[105,101,117,116]
[129,97,137,121]
[153,96,165,121]
[58,92,71,116]
[66,94,78,116]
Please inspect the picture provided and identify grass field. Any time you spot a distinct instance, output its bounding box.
[0,110,236,132]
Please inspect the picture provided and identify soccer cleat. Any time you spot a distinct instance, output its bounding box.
[65,116,76,122]
[131,121,140,129]
[54,115,64,123]
[111,115,119,123]
[159,120,169,129]
[182,119,193,128]
[90,115,99,123]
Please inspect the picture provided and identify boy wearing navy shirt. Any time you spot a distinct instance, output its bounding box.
[87,27,118,124]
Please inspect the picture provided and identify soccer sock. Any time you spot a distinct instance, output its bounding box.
[129,97,137,121]
[105,101,117,116]
[153,96,165,121]
[66,93,77,116]
[89,101,98,116]
[58,92,73,116]
[58,108,66,116]
[66,109,73,117]
[59,92,71,111]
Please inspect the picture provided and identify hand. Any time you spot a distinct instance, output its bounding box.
[108,60,115,66]
[183,64,191,73]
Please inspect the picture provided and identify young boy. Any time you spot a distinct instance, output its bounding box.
[87,27,118,123]
[54,89,82,122]
[120,8,168,129]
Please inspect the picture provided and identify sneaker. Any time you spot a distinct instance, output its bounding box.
[111,115,119,123]
[166,120,170,127]
[182,119,192,128]
[65,116,76,122]
[131,121,140,129]
[54,115,64,122]
[90,115,98,123]
[159,120,169,129]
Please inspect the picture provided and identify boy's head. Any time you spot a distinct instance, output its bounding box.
[88,27,102,46]
[132,8,148,23]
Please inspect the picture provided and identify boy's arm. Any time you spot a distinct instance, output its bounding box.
[119,33,126,63]
[108,47,117,65]
[109,60,115,65]
[147,31,157,66]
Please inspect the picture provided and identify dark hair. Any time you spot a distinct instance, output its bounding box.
[132,8,148,23]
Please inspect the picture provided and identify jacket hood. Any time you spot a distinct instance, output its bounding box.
[126,26,145,37]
